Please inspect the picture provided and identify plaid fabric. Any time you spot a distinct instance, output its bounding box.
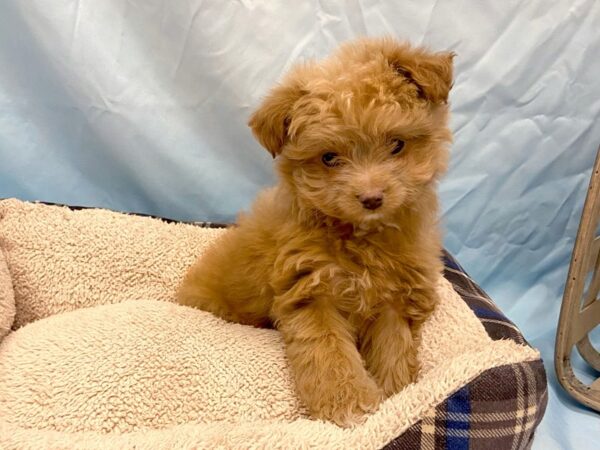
[442,251,528,345]
[383,251,548,450]
[384,360,547,450]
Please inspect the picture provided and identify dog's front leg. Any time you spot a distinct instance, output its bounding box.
[273,294,382,427]
[359,303,418,397]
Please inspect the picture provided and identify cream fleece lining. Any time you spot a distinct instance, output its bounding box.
[0,199,540,449]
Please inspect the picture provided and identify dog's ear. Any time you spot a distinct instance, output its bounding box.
[248,75,307,158]
[387,44,455,104]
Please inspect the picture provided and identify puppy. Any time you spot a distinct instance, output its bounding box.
[177,37,453,426]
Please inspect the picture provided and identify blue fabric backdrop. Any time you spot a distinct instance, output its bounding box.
[1,1,599,448]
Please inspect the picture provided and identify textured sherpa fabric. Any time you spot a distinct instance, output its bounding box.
[0,198,225,328]
[0,280,540,449]
[0,248,15,341]
[0,198,545,449]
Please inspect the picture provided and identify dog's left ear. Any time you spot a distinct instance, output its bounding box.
[388,46,455,104]
[248,72,307,158]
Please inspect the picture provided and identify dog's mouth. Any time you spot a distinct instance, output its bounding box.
[344,210,402,235]
[318,208,402,239]
[362,211,383,221]
[360,213,400,229]
[355,212,384,230]
[303,192,404,236]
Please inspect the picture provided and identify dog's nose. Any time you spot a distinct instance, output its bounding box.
[359,194,383,210]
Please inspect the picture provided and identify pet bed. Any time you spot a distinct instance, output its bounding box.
[0,198,547,449]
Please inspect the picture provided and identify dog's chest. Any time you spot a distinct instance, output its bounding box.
[330,244,404,316]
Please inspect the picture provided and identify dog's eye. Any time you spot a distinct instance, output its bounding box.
[391,140,405,155]
[321,152,339,167]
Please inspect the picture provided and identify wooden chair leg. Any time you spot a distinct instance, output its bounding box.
[555,145,600,412]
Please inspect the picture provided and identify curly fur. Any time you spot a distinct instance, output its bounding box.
[177,37,454,426]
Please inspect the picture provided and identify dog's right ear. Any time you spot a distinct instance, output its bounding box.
[248,75,307,158]
[389,49,455,105]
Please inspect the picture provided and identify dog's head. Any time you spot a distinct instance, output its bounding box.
[249,37,454,229]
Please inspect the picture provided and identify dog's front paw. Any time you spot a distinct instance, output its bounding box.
[376,355,418,397]
[309,373,383,427]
